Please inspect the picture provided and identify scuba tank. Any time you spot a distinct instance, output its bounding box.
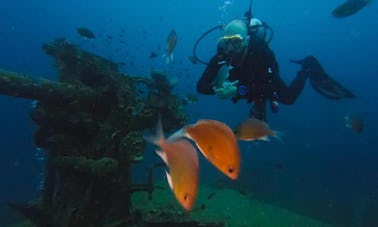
[244,0,274,46]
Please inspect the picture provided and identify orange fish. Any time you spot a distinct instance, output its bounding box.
[146,120,199,211]
[234,118,281,141]
[164,29,177,64]
[345,114,364,133]
[170,119,240,180]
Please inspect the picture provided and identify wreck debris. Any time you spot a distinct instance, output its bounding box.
[0,69,102,109]
[1,38,188,226]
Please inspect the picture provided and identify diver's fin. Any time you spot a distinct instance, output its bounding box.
[309,73,356,99]
[290,56,356,99]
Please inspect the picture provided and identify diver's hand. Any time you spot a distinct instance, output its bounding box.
[213,80,239,99]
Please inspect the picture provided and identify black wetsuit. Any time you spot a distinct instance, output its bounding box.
[197,38,308,121]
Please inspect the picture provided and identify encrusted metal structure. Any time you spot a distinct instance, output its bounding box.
[0,39,209,226]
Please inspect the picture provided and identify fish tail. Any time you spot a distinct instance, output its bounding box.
[144,116,165,146]
[273,130,284,143]
[165,54,173,64]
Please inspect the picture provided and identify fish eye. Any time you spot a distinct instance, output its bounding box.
[228,168,234,173]
[184,193,189,201]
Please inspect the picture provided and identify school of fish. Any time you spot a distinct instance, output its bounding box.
[146,119,240,210]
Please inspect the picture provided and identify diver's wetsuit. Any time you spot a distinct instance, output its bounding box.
[197,38,308,121]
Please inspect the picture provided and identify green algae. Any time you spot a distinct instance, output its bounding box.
[132,183,334,227]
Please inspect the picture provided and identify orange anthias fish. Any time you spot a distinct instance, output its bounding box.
[164,29,177,64]
[169,119,240,180]
[146,120,199,211]
[345,114,364,133]
[234,118,281,142]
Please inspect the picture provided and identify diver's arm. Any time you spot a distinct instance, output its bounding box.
[197,54,223,95]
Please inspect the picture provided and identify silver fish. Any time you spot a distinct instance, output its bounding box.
[164,29,177,64]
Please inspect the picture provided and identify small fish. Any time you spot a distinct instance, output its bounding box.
[183,94,199,104]
[207,192,217,200]
[274,163,284,171]
[149,51,158,59]
[169,119,240,180]
[76,27,95,39]
[145,119,199,211]
[164,29,177,64]
[234,118,280,141]
[332,0,372,18]
[345,115,364,133]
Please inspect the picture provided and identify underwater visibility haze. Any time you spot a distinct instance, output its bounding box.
[0,0,377,226]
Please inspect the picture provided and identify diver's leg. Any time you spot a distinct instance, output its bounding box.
[249,101,266,121]
[290,56,355,99]
[284,69,308,104]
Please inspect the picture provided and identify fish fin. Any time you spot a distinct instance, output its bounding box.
[195,142,209,160]
[164,53,173,64]
[167,128,187,142]
[165,171,173,190]
[344,116,352,127]
[162,54,168,64]
[155,150,168,166]
[259,136,270,141]
[144,116,164,145]
[245,138,257,142]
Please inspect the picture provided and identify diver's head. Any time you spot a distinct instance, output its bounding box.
[218,19,249,55]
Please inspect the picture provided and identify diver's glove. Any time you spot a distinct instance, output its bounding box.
[213,80,239,99]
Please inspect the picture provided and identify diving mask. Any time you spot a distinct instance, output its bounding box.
[218,35,245,54]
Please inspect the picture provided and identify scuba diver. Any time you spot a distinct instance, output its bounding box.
[195,2,355,121]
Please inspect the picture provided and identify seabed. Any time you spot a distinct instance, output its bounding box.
[132,182,333,227]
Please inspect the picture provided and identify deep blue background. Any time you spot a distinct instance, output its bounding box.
[0,0,377,226]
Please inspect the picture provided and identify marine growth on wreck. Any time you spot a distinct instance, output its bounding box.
[0,38,210,226]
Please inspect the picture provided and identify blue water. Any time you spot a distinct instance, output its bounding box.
[0,0,377,226]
